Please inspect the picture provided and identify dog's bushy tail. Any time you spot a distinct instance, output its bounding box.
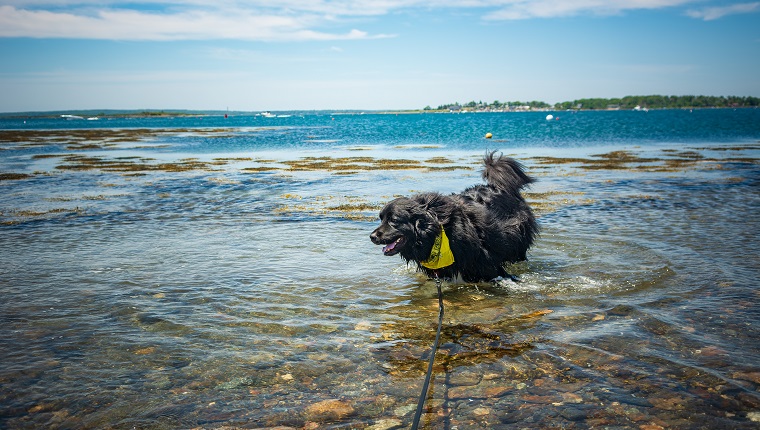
[482,151,534,193]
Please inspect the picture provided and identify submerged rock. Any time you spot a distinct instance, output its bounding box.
[448,383,511,400]
[305,399,355,422]
[366,418,403,429]
[732,371,760,384]
[448,369,482,386]
[393,404,416,417]
[560,406,588,421]
[472,407,491,416]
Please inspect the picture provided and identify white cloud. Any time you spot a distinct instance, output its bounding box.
[1,1,755,41]
[0,4,393,40]
[482,0,695,20]
[686,2,760,20]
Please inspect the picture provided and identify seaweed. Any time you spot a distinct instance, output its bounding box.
[0,173,33,181]
[526,149,749,173]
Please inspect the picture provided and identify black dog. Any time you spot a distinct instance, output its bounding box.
[370,152,538,282]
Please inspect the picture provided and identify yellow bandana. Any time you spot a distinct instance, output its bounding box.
[420,225,455,270]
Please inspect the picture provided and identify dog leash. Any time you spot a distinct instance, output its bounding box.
[411,273,445,430]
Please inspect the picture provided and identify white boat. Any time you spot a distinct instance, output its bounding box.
[60,114,84,120]
[260,111,276,118]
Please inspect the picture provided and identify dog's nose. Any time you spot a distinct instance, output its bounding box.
[370,230,381,243]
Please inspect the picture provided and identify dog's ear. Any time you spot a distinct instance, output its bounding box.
[413,207,436,238]
[414,217,427,235]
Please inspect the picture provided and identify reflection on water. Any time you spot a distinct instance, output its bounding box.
[1,137,759,428]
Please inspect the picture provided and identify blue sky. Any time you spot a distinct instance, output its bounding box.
[1,0,759,112]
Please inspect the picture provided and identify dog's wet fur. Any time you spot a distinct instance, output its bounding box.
[370,152,538,282]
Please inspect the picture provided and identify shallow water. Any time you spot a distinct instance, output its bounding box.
[1,112,759,428]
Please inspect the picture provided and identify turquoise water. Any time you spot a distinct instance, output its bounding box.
[4,108,760,151]
[1,110,759,428]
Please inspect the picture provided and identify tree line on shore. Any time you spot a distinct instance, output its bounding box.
[427,95,760,111]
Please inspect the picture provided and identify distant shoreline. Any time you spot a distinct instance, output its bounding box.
[1,105,758,119]
[381,106,759,115]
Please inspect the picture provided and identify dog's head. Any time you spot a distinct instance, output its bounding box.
[370,196,439,261]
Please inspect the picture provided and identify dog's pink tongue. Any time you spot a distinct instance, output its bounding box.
[382,241,397,254]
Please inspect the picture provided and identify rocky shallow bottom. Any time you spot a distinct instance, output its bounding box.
[1,128,759,428]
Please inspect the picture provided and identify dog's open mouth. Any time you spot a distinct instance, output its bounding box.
[382,237,406,256]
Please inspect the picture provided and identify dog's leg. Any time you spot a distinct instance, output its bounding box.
[506,274,521,282]
[496,266,521,283]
